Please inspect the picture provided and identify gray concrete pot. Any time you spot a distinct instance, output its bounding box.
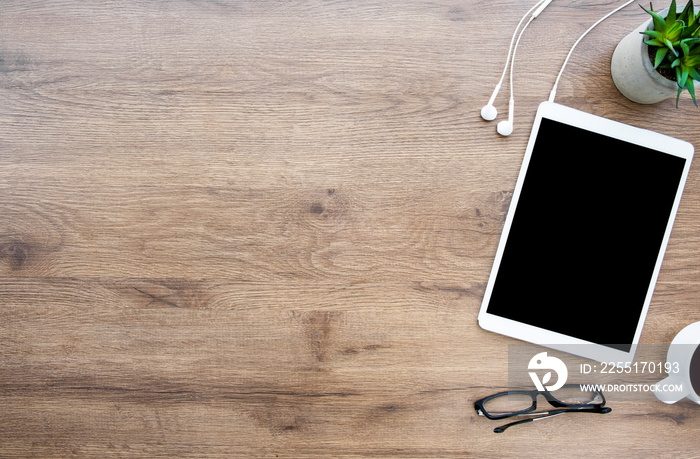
[611,9,699,104]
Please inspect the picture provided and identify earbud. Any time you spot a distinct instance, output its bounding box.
[481,104,498,121]
[497,99,514,136]
[497,120,514,137]
[481,81,501,121]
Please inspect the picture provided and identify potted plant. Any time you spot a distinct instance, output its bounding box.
[611,0,700,106]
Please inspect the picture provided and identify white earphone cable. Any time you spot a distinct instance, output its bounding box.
[548,0,635,102]
[487,0,547,108]
[496,0,553,135]
[507,13,539,117]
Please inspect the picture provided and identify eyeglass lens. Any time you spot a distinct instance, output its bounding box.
[482,393,533,415]
[550,387,602,405]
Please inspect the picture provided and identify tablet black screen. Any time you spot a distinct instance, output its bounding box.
[486,118,687,352]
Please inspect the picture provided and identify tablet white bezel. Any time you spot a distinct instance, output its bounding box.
[477,101,695,363]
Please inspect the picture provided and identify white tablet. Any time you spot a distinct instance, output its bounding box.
[478,101,694,363]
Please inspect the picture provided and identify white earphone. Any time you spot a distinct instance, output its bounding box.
[481,0,552,136]
[496,99,515,136]
[482,0,634,137]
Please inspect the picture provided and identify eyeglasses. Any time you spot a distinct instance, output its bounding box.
[474,384,611,433]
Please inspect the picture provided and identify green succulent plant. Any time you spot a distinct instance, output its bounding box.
[641,0,700,106]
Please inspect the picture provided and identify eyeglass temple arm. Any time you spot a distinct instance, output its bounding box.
[493,407,611,433]
[494,411,564,433]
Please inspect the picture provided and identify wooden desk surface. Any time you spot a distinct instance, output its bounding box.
[2,1,700,457]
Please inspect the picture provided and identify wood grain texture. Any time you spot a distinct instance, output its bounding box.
[1,0,700,457]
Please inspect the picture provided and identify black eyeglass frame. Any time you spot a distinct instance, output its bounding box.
[474,384,611,432]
